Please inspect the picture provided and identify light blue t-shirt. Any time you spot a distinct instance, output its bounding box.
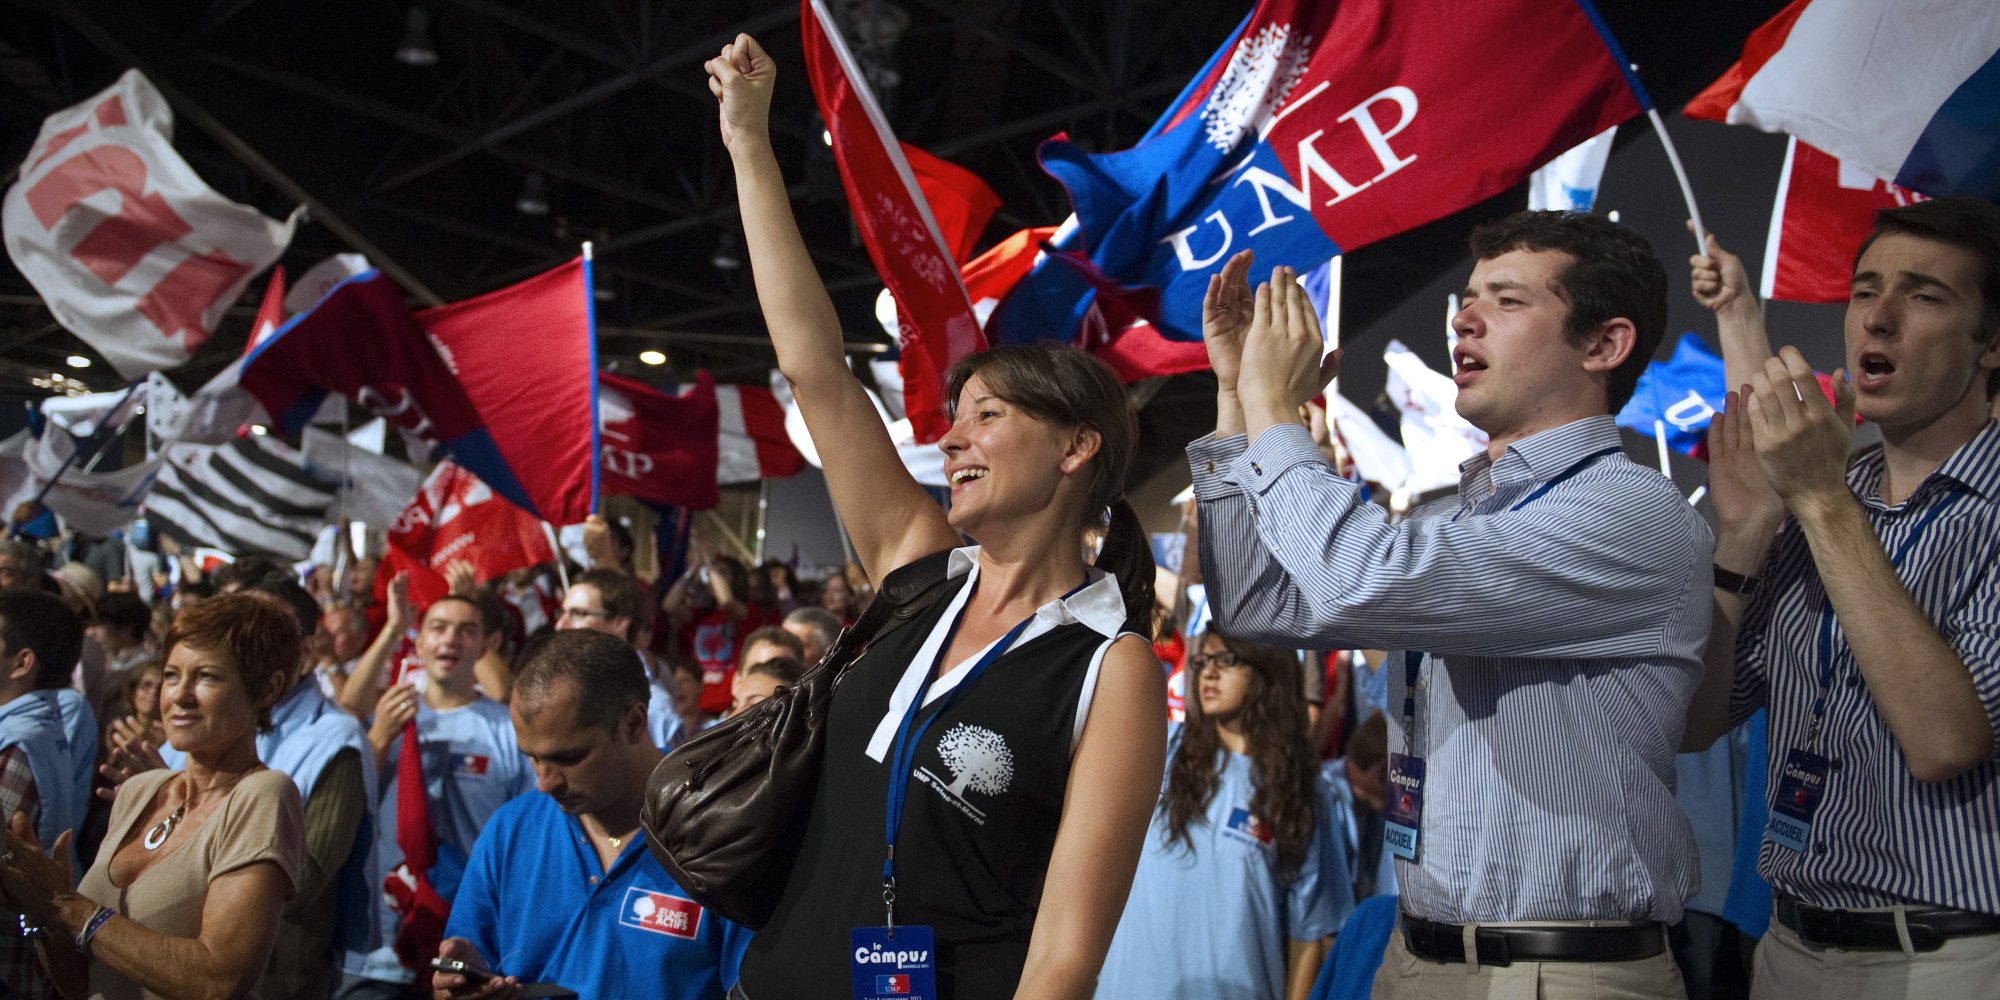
[342,697,533,983]
[447,791,749,999]
[1095,735,1348,1000]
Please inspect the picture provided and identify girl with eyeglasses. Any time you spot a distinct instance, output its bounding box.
[1094,629,1350,1000]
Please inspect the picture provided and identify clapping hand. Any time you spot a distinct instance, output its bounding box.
[96,737,167,801]
[0,812,73,929]
[1744,347,1858,512]
[1237,266,1341,429]
[1705,390,1786,539]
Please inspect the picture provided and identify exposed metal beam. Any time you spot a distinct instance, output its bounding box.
[908,0,1110,102]
[376,7,795,191]
[50,4,447,304]
[200,54,696,216]
[598,323,889,355]
[369,201,738,307]
[432,0,633,70]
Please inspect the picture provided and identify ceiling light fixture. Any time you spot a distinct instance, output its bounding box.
[711,231,743,271]
[395,7,439,66]
[639,350,667,366]
[516,172,549,215]
[64,355,89,368]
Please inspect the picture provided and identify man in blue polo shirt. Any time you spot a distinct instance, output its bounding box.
[432,629,747,1000]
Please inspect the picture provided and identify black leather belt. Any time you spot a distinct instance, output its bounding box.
[1401,914,1666,966]
[1774,897,2000,952]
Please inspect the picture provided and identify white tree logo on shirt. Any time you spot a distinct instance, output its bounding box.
[917,724,1013,824]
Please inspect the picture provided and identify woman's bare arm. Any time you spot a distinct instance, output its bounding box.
[1012,636,1165,1000]
[707,35,959,581]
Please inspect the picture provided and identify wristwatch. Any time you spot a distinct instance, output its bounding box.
[1713,563,1762,596]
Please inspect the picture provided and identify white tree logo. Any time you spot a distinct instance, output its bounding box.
[938,724,1014,798]
[1200,22,1314,153]
[918,724,1014,823]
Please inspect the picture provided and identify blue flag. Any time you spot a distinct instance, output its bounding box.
[1616,332,1724,456]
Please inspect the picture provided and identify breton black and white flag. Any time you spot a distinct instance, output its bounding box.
[146,434,337,561]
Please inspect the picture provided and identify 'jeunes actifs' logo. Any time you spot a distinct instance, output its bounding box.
[916,724,1014,824]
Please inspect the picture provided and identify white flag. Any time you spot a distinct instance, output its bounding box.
[24,427,163,536]
[300,426,422,528]
[1324,392,1412,493]
[1383,340,1487,496]
[1528,127,1617,212]
[2,70,297,379]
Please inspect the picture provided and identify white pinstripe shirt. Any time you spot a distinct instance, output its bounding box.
[1733,420,2000,915]
[1189,416,1711,923]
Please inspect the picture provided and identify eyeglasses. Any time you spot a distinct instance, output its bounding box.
[1187,652,1246,671]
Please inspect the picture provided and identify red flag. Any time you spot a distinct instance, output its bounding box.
[418,257,597,526]
[598,371,722,509]
[962,226,1054,317]
[715,382,805,485]
[802,0,984,443]
[901,144,1002,264]
[242,265,285,356]
[386,461,554,587]
[1760,137,1928,304]
[383,719,449,988]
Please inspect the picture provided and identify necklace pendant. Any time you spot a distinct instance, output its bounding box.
[142,806,183,851]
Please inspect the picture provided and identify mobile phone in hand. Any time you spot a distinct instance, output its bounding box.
[430,957,496,984]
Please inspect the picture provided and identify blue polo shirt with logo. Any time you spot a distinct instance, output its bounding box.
[445,791,749,1000]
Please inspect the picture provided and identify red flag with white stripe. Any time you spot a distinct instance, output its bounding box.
[1760,136,1928,304]
[715,381,804,485]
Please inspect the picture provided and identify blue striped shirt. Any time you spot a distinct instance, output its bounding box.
[1732,419,2000,915]
[1189,416,1712,924]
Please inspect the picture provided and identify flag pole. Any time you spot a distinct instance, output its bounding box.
[1324,255,1343,399]
[1653,419,1672,477]
[1645,107,1708,252]
[541,521,572,592]
[582,240,602,519]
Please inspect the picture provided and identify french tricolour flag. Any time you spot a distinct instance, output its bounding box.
[1685,0,2000,200]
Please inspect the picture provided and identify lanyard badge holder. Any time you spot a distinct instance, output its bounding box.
[851,583,1081,1000]
[1765,491,1961,855]
[1384,650,1426,862]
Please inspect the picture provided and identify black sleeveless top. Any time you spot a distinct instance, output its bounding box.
[739,570,1114,1000]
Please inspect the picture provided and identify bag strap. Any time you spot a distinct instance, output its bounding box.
[820,548,959,681]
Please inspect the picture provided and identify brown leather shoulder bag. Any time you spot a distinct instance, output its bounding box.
[641,548,959,928]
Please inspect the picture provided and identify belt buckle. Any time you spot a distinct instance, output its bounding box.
[1477,928,1514,967]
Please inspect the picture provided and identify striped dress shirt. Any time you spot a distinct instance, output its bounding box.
[1732,419,2000,915]
[1189,416,1712,924]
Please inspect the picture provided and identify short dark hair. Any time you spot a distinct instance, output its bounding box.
[0,540,45,581]
[573,568,644,641]
[739,625,804,668]
[513,629,649,731]
[96,591,153,642]
[0,591,83,689]
[210,556,289,594]
[423,594,487,638]
[1467,210,1668,412]
[742,655,804,688]
[1855,197,2000,396]
[237,575,319,639]
[163,593,298,723]
[783,606,841,650]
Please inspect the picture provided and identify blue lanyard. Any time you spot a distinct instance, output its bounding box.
[879,578,1083,926]
[1402,446,1621,752]
[1805,489,1962,749]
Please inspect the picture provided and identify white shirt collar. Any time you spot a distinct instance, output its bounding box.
[945,545,1126,640]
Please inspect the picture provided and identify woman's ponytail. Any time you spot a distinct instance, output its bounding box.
[1093,498,1157,634]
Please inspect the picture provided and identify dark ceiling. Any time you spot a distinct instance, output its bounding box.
[0,0,1789,484]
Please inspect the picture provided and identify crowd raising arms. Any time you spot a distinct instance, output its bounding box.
[707,33,1165,999]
